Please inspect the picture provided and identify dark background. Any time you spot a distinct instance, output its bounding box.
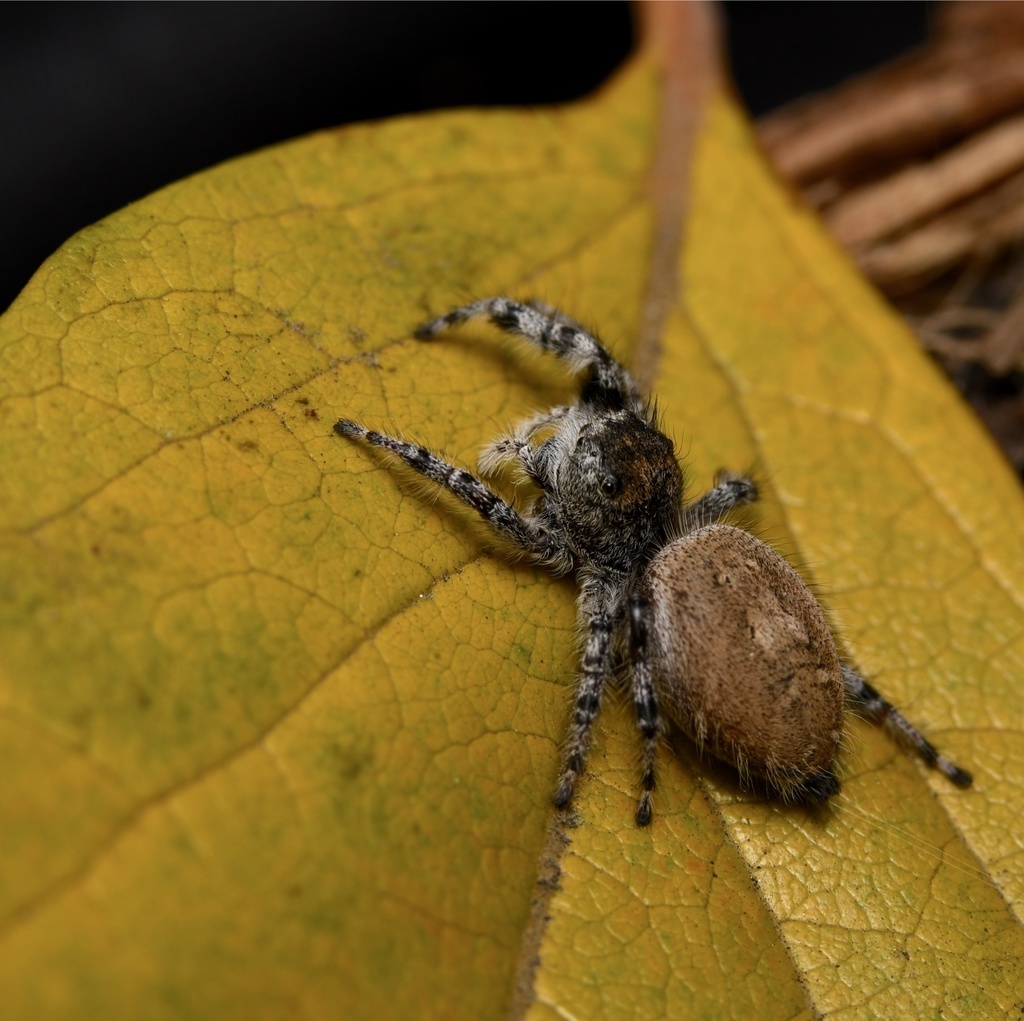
[1,2,936,313]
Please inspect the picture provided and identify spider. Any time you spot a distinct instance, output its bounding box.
[334,298,972,825]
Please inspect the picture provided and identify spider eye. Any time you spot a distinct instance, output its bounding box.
[601,474,621,498]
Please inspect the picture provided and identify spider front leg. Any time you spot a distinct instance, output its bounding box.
[334,419,573,574]
[415,297,645,415]
[841,663,972,787]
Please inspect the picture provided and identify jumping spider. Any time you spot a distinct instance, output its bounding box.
[335,298,972,825]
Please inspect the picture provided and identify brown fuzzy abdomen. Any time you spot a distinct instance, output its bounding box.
[643,525,844,794]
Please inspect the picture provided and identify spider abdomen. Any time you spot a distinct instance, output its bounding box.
[644,524,844,801]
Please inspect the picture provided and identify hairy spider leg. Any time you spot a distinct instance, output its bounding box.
[554,580,616,813]
[415,297,645,414]
[681,472,759,532]
[333,420,573,574]
[628,594,664,826]
[841,664,972,787]
[521,298,591,330]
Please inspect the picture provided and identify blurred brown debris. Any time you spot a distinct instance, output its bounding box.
[758,1,1024,476]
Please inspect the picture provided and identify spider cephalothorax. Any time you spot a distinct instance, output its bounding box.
[335,298,971,825]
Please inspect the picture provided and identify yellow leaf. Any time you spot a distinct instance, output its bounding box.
[2,6,1022,1020]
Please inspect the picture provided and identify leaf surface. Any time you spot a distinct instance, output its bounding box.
[1,7,1022,1020]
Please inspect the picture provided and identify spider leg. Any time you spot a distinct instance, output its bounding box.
[841,663,972,787]
[628,594,664,826]
[554,582,616,812]
[334,419,573,574]
[521,298,588,329]
[415,297,644,414]
[681,472,758,531]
